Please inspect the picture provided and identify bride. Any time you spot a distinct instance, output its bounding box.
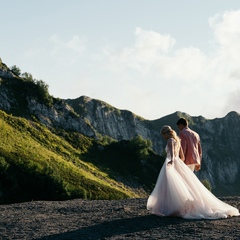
[147,125,240,219]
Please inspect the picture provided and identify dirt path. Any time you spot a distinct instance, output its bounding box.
[0,197,239,240]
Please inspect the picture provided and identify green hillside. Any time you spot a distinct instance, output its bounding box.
[0,110,141,204]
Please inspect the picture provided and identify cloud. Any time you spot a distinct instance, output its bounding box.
[224,89,240,114]
[208,10,240,117]
[22,34,86,68]
[100,27,176,76]
[158,47,207,82]
[101,27,209,84]
[134,27,176,55]
[209,10,240,63]
[230,69,240,80]
[97,10,240,118]
[49,34,86,55]
[103,10,240,85]
[66,35,86,54]
[21,9,240,119]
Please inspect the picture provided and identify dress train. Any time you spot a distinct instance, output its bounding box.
[147,155,240,219]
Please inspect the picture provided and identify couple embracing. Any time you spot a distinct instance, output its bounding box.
[147,118,239,219]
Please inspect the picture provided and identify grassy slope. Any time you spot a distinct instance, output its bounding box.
[0,110,139,204]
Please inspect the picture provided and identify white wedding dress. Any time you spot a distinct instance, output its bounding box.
[147,138,240,219]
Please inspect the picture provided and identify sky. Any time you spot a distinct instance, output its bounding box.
[1,0,240,120]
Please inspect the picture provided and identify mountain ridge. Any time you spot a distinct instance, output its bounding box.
[0,58,240,199]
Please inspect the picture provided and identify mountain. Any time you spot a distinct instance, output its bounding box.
[66,97,240,196]
[0,58,240,202]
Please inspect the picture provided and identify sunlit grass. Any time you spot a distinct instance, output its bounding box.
[0,110,139,204]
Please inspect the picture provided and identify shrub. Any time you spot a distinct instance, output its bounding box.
[10,65,21,76]
[201,179,212,191]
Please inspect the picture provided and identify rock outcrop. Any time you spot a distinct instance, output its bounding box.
[0,60,240,196]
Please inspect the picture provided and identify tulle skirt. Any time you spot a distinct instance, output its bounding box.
[147,157,240,219]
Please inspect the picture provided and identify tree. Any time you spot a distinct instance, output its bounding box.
[35,79,52,105]
[10,65,21,76]
[21,72,34,81]
[130,135,152,149]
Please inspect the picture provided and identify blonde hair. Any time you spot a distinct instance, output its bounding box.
[160,125,180,142]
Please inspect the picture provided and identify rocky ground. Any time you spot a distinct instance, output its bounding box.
[0,196,239,240]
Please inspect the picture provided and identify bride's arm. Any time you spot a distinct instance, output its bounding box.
[167,139,174,165]
[179,146,185,162]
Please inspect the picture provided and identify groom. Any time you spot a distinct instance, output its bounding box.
[176,118,202,172]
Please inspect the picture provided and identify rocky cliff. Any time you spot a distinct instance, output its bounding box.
[0,59,239,196]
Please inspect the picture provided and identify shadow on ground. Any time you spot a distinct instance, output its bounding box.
[39,214,196,240]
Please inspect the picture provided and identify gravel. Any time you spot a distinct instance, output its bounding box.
[0,196,239,240]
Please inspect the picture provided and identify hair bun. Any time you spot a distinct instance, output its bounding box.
[161,125,172,134]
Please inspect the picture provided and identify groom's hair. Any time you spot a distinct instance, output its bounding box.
[177,118,188,126]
